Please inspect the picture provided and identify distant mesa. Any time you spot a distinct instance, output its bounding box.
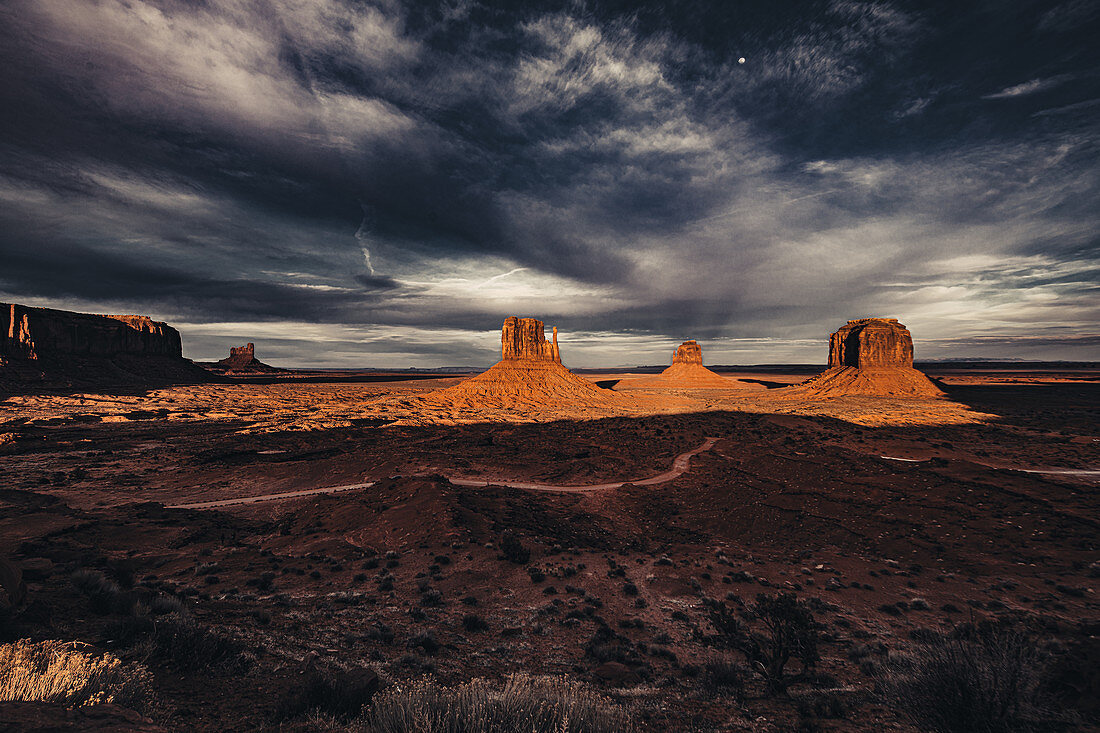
[787,318,943,398]
[3,302,182,360]
[417,316,622,413]
[212,342,280,373]
[617,339,761,390]
[1,302,214,393]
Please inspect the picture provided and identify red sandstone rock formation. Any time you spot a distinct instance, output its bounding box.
[418,317,621,414]
[0,302,213,393]
[501,317,560,362]
[787,317,941,398]
[2,303,182,359]
[672,340,703,365]
[226,343,256,365]
[616,340,761,390]
[213,342,279,373]
[828,318,913,368]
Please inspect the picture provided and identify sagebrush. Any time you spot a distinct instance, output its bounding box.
[875,627,1060,733]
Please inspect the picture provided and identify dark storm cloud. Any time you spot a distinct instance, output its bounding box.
[0,0,1097,366]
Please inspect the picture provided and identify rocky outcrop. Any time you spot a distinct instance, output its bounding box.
[2,303,182,359]
[224,343,256,367]
[786,318,941,398]
[212,343,279,373]
[416,317,622,417]
[828,318,913,368]
[501,317,560,363]
[1,302,214,394]
[616,340,761,391]
[672,340,703,365]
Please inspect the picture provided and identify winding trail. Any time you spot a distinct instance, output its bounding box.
[167,437,719,510]
[879,455,1099,477]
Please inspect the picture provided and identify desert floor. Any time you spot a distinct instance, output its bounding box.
[0,367,1097,731]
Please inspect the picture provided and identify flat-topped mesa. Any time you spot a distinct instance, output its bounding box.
[1,302,214,393]
[2,303,182,360]
[501,317,561,363]
[828,318,913,368]
[672,340,703,365]
[783,316,941,398]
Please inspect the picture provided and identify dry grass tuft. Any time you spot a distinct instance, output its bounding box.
[368,673,631,733]
[0,639,152,710]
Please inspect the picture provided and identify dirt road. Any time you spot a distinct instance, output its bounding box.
[167,437,719,509]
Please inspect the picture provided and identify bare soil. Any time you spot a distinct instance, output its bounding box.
[1,368,1097,731]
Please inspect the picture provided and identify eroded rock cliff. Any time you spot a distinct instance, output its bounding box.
[501,317,560,363]
[828,318,914,368]
[213,343,279,373]
[2,303,182,359]
[1,302,213,393]
[786,317,941,398]
[672,340,703,365]
[412,317,622,418]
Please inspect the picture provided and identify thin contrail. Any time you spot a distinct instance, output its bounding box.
[691,188,842,226]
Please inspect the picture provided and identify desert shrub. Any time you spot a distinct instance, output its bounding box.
[705,592,819,696]
[71,569,135,615]
[875,627,1059,732]
[0,639,151,710]
[462,614,488,632]
[276,665,380,722]
[794,689,848,719]
[143,616,250,672]
[406,631,440,655]
[702,658,747,701]
[148,594,185,616]
[499,530,530,564]
[368,674,631,732]
[367,622,395,645]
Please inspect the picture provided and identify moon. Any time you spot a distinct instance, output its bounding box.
[738,57,746,64]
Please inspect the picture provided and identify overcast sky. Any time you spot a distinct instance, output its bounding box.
[1,0,1097,367]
